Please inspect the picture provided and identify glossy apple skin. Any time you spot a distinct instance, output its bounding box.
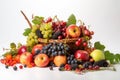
[74,50,89,61]
[90,49,105,62]
[18,45,27,55]
[66,24,81,38]
[20,52,33,65]
[32,44,43,55]
[34,54,49,67]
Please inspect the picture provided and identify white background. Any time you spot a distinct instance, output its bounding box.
[0,0,120,80]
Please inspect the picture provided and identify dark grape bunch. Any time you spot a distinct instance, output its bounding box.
[52,21,67,39]
[35,42,70,57]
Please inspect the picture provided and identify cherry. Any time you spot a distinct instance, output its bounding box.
[46,17,52,23]
[84,29,90,36]
[75,41,81,46]
[83,42,88,47]
[78,38,83,43]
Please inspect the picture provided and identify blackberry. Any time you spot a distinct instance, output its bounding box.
[93,60,109,67]
[83,62,92,68]
[35,29,43,38]
[71,64,78,70]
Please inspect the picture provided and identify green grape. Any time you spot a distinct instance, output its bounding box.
[39,23,53,39]
[31,25,38,32]
[26,31,39,47]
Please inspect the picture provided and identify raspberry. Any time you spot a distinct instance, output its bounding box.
[19,65,23,69]
[64,64,71,71]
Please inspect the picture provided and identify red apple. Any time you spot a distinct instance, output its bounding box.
[66,24,81,38]
[74,50,89,61]
[34,54,49,67]
[32,44,43,55]
[20,52,33,65]
[18,45,27,55]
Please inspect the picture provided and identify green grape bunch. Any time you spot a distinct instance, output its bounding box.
[40,22,53,39]
[26,25,39,47]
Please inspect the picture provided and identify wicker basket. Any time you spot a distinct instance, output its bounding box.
[38,38,83,53]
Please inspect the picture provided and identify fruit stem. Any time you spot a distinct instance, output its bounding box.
[20,10,32,29]
[53,15,60,22]
[78,19,84,26]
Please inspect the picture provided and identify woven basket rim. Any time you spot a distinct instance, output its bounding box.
[38,38,79,44]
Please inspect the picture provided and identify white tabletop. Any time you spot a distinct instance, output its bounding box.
[0,63,120,80]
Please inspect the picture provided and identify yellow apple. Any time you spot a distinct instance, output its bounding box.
[90,49,105,62]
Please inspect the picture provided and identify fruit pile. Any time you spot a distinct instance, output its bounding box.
[0,11,120,73]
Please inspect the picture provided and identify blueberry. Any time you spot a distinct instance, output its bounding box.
[13,66,17,71]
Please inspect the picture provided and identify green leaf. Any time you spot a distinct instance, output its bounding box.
[23,28,31,36]
[104,50,115,64]
[94,41,105,51]
[114,54,120,63]
[32,16,44,25]
[10,42,16,49]
[67,14,76,26]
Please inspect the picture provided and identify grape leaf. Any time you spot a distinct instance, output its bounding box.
[94,41,105,51]
[104,50,115,64]
[67,14,76,26]
[23,28,31,36]
[94,41,120,64]
[114,54,120,63]
[32,16,44,25]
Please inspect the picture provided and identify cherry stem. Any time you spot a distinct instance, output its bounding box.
[20,10,32,29]
[78,19,84,26]
[53,15,60,22]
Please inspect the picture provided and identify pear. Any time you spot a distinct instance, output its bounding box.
[90,49,105,62]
